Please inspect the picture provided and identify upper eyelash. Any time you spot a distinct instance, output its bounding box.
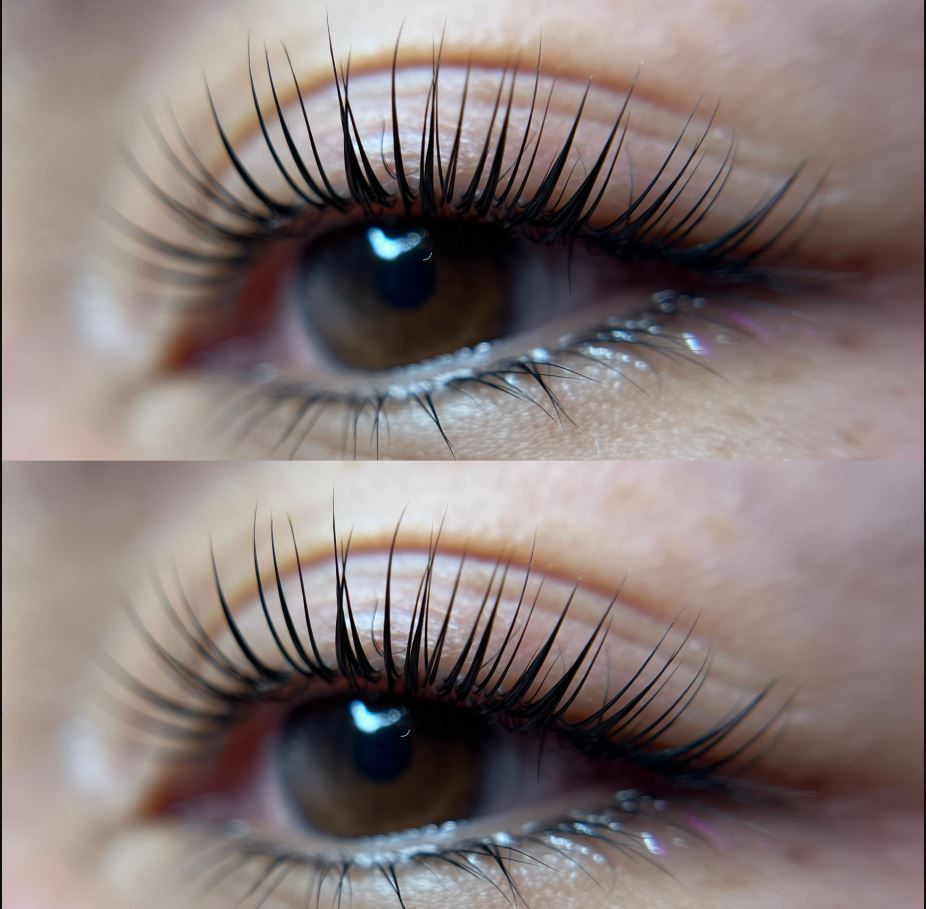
[110,29,818,298]
[106,508,780,782]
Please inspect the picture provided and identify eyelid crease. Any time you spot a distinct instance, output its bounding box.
[168,39,794,201]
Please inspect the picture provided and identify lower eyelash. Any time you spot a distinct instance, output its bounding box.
[171,771,786,909]
[177,790,698,909]
[204,289,753,459]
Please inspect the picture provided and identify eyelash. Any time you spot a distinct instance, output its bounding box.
[108,28,819,458]
[105,510,784,907]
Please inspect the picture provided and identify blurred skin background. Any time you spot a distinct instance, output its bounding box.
[2,461,924,907]
[1,0,923,459]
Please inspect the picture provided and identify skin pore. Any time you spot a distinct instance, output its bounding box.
[1,0,923,459]
[2,461,923,908]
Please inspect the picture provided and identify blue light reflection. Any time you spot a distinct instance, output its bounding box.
[349,700,407,734]
[366,226,426,261]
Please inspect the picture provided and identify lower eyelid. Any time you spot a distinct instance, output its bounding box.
[170,797,699,905]
[170,290,773,459]
[100,782,800,909]
[107,709,779,909]
[100,780,904,909]
[99,288,853,471]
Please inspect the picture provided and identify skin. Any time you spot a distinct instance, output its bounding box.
[1,0,923,459]
[2,462,923,908]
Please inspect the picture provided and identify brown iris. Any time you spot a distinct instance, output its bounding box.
[295,220,515,370]
[278,696,486,837]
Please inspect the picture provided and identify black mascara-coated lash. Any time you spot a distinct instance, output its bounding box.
[117,34,812,287]
[108,510,778,775]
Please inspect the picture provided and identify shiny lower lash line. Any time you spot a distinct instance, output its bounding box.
[178,791,694,909]
[107,27,821,458]
[104,510,785,908]
[215,289,736,459]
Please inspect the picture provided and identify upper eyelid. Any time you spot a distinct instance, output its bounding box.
[93,37,822,377]
[98,513,768,772]
[131,506,660,645]
[143,29,791,188]
[181,61,734,200]
[108,42,814,266]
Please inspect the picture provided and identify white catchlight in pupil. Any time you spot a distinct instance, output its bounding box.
[350,700,407,733]
[366,227,426,261]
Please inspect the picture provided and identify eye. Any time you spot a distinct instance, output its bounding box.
[164,689,615,844]
[278,697,488,835]
[102,35,822,459]
[291,221,514,370]
[102,511,785,907]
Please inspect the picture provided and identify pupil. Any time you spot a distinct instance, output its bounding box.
[366,226,436,310]
[348,700,413,782]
